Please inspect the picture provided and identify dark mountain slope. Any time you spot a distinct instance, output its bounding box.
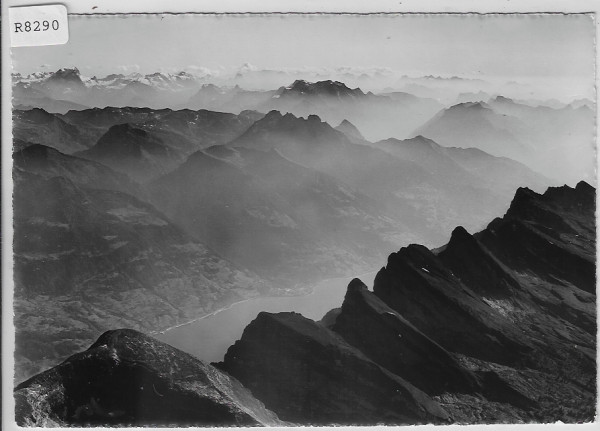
[331,279,539,416]
[476,184,595,295]
[76,123,183,182]
[373,243,532,365]
[141,109,263,152]
[60,106,164,129]
[371,181,596,422]
[58,107,168,148]
[13,144,142,197]
[15,329,283,427]
[217,312,449,425]
[13,108,88,154]
[332,278,480,395]
[50,107,262,153]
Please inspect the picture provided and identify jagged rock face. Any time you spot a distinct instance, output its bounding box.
[332,279,480,395]
[14,330,283,427]
[479,183,596,294]
[372,181,596,422]
[332,279,542,421]
[373,243,531,366]
[218,312,450,425]
[437,225,522,298]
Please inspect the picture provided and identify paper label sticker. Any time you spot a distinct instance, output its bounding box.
[9,5,69,47]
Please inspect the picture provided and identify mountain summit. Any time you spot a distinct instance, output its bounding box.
[45,68,85,88]
[335,119,365,140]
[15,329,284,427]
[281,79,366,99]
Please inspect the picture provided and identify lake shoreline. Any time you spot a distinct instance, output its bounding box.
[152,269,379,337]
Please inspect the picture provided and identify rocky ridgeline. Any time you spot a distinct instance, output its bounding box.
[15,182,596,425]
[15,329,284,427]
[219,181,596,424]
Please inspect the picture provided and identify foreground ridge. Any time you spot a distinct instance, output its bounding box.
[14,329,284,427]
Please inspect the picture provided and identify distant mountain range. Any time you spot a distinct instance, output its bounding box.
[13,69,199,111]
[16,181,596,425]
[13,70,445,140]
[13,70,595,184]
[415,97,595,184]
[14,107,263,160]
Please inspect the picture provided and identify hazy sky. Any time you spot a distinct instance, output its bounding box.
[12,13,595,80]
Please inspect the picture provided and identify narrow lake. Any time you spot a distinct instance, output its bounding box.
[155,271,378,363]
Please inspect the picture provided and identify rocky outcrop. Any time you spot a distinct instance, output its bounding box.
[370,181,596,422]
[217,312,450,425]
[332,278,480,395]
[373,243,531,366]
[15,329,284,427]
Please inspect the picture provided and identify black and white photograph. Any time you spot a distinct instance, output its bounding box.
[4,3,598,427]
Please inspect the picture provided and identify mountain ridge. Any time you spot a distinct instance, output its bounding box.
[15,329,285,427]
[220,180,596,423]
